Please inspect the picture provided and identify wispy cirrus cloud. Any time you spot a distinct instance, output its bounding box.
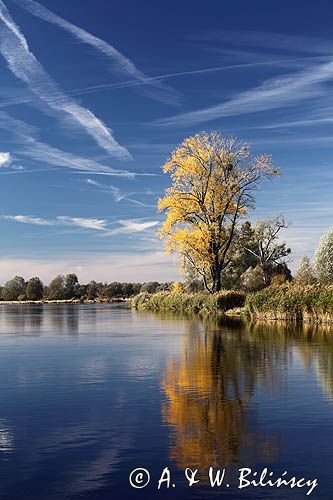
[203,30,333,55]
[20,139,135,176]
[85,178,132,201]
[56,217,108,231]
[11,0,180,106]
[0,1,131,159]
[155,58,333,127]
[53,55,326,100]
[103,219,159,236]
[1,214,159,235]
[1,214,51,225]
[85,178,149,206]
[1,214,108,231]
[0,111,135,176]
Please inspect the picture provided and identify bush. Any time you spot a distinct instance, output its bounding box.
[131,290,246,315]
[246,283,333,322]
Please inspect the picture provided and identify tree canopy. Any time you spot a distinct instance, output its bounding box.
[314,228,333,284]
[158,132,279,292]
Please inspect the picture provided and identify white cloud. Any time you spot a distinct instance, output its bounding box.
[0,111,135,176]
[20,139,135,176]
[56,216,108,231]
[11,0,179,106]
[0,1,131,159]
[155,58,333,127]
[0,151,11,166]
[0,214,51,225]
[84,178,149,206]
[0,214,158,235]
[1,214,108,231]
[104,219,159,236]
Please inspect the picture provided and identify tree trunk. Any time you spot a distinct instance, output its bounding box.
[211,256,222,293]
[262,264,271,286]
[212,275,221,293]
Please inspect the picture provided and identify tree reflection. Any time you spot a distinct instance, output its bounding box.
[161,318,282,470]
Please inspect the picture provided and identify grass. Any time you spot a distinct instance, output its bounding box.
[131,290,246,315]
[246,283,333,322]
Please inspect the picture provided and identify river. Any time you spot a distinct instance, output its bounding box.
[0,303,332,499]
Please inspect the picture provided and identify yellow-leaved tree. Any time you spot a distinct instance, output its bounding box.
[158,132,279,293]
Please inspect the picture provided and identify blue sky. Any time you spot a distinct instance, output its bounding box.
[0,0,333,283]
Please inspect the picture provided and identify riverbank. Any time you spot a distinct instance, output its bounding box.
[131,290,246,315]
[132,285,333,323]
[0,298,130,305]
[246,284,333,323]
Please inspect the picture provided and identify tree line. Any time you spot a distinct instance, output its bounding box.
[0,275,170,302]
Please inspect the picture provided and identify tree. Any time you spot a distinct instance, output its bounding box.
[26,277,44,300]
[48,275,66,300]
[121,283,134,297]
[295,257,315,285]
[64,273,79,299]
[243,216,291,286]
[2,276,26,300]
[140,282,160,293]
[86,281,99,300]
[158,132,279,293]
[240,266,265,292]
[219,221,259,289]
[314,228,333,284]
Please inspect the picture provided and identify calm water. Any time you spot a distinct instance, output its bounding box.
[0,304,333,500]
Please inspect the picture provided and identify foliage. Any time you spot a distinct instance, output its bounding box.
[158,132,279,293]
[314,228,333,284]
[0,275,169,301]
[64,273,79,299]
[26,277,44,301]
[243,216,291,285]
[219,221,258,289]
[48,275,66,300]
[240,266,265,292]
[170,281,185,293]
[294,256,316,285]
[139,281,161,294]
[246,283,333,322]
[132,290,246,315]
[2,276,26,301]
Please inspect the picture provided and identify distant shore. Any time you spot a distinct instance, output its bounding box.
[0,298,130,305]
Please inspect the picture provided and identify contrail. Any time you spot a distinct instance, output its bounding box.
[11,0,180,106]
[0,0,131,159]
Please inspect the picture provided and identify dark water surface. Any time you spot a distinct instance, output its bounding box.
[0,304,333,500]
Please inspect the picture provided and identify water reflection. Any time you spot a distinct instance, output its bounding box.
[161,318,283,469]
[0,305,81,335]
[1,306,333,499]
[0,421,13,454]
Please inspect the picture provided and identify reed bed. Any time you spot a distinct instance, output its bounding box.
[131,290,246,315]
[246,284,333,322]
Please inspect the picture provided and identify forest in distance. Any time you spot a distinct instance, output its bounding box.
[0,275,168,302]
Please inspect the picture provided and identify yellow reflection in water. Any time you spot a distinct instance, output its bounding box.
[161,318,282,470]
